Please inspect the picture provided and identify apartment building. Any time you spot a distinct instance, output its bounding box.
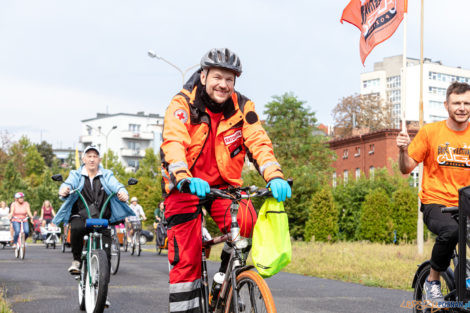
[80,112,163,171]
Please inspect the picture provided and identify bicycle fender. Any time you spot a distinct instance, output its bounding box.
[412,261,431,288]
[411,260,455,289]
[233,265,255,277]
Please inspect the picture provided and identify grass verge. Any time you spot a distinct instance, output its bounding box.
[208,239,433,291]
[0,288,13,313]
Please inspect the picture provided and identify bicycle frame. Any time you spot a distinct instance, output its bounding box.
[199,186,273,313]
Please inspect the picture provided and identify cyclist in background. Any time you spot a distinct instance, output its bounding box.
[160,48,291,313]
[40,200,56,227]
[126,197,146,242]
[9,192,34,248]
[397,81,470,306]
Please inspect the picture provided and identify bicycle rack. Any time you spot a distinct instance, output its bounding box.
[458,186,470,302]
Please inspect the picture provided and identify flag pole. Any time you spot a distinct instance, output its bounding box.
[417,0,424,256]
[401,11,407,132]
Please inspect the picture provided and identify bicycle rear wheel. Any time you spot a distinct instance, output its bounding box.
[224,270,276,313]
[110,237,120,275]
[412,263,456,313]
[85,250,109,313]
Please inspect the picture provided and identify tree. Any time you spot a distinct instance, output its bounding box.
[304,186,337,242]
[102,149,126,178]
[392,186,418,243]
[262,92,335,239]
[36,141,55,167]
[25,145,46,178]
[357,188,394,243]
[332,93,394,137]
[136,148,160,178]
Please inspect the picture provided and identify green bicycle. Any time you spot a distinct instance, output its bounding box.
[52,174,138,313]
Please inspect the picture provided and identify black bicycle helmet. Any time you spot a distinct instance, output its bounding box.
[200,48,242,77]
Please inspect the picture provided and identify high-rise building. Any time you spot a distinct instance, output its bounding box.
[360,55,470,128]
[80,112,163,171]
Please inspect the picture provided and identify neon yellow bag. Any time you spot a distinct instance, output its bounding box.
[252,198,291,278]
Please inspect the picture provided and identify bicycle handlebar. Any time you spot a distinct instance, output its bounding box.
[442,206,459,214]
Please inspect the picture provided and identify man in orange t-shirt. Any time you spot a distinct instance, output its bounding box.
[397,81,470,305]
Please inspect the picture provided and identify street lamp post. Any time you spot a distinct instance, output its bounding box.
[86,125,117,168]
[148,50,199,86]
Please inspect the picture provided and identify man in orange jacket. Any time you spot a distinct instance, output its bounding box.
[161,48,291,313]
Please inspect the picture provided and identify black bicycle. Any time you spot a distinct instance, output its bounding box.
[412,186,470,312]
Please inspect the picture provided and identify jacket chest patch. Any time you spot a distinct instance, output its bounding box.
[223,130,242,146]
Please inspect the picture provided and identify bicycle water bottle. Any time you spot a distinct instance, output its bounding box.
[209,272,225,309]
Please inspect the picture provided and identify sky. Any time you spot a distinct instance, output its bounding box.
[1,0,470,149]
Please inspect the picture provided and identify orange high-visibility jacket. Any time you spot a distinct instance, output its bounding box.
[160,71,284,195]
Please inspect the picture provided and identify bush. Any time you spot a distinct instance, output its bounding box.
[304,186,337,242]
[392,186,418,243]
[357,188,394,243]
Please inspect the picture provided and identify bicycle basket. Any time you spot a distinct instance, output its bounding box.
[131,220,142,231]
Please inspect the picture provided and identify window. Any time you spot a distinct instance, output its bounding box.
[127,158,140,169]
[355,168,360,180]
[129,124,141,132]
[354,147,361,157]
[369,144,375,155]
[127,141,140,151]
[369,166,375,179]
[343,149,349,159]
[332,173,337,188]
[343,170,348,183]
[429,100,443,110]
[428,71,470,83]
[363,78,380,89]
[428,86,447,96]
[386,75,401,89]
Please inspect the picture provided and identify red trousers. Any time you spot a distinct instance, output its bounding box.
[164,191,257,313]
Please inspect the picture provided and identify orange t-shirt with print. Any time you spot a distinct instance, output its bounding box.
[408,120,470,207]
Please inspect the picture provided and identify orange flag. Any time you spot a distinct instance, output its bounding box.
[341,0,407,64]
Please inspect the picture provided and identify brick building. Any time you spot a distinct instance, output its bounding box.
[328,128,418,186]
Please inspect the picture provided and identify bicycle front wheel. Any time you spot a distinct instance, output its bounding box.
[412,263,455,313]
[136,231,141,256]
[110,237,120,275]
[85,250,109,313]
[224,270,276,313]
[19,233,25,259]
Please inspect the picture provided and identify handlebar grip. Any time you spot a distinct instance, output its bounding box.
[441,206,459,214]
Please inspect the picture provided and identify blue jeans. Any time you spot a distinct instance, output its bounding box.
[12,221,29,244]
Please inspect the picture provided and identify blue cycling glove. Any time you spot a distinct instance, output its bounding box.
[267,178,292,202]
[177,177,210,198]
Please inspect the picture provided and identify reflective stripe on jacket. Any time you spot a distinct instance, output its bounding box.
[160,70,284,195]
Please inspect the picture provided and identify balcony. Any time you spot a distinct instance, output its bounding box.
[121,131,153,140]
[120,148,146,158]
[80,135,94,144]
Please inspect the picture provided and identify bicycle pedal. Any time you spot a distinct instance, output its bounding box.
[74,276,80,280]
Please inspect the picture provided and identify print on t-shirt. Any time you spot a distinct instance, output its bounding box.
[437,142,470,168]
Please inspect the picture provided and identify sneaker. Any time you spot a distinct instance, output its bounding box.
[68,260,81,275]
[105,299,110,308]
[423,278,445,307]
[11,244,16,249]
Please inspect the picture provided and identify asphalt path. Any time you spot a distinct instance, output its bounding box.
[0,244,414,313]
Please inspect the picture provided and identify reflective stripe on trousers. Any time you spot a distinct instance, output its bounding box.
[169,279,201,313]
